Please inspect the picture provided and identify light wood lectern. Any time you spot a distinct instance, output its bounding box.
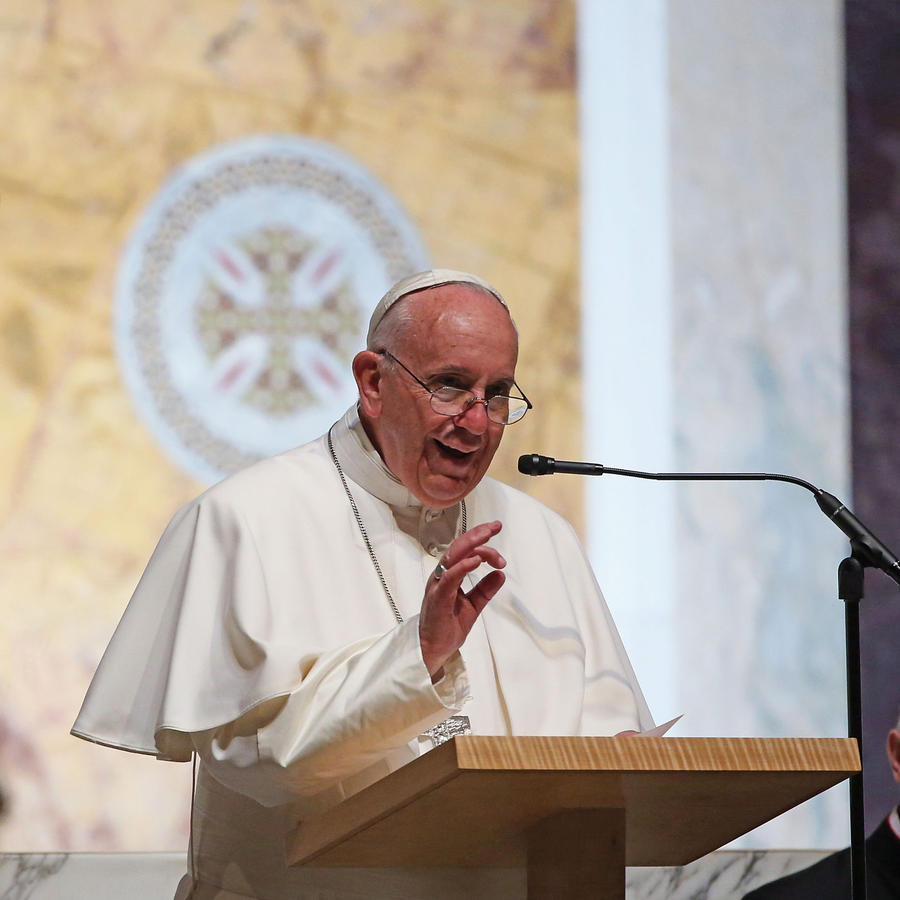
[287,736,859,900]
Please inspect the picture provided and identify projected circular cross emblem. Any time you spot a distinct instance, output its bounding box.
[116,136,429,482]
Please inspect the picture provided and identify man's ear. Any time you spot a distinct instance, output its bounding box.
[888,729,900,785]
[353,350,384,418]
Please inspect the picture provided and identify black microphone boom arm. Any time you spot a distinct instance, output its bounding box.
[517,453,900,587]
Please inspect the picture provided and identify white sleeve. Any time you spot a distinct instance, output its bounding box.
[191,615,470,812]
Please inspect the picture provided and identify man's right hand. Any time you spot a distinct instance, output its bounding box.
[418,520,506,678]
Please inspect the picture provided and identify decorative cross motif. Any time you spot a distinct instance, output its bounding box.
[195,227,361,416]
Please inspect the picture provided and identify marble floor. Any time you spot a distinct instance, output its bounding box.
[0,848,832,899]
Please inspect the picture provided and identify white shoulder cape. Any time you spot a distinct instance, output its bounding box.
[73,415,653,761]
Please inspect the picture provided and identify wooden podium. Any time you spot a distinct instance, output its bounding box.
[287,736,859,899]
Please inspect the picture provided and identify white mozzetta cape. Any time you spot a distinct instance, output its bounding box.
[73,408,652,899]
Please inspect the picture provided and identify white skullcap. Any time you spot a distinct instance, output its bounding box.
[366,269,509,347]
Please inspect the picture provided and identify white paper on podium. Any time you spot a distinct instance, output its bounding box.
[637,714,682,737]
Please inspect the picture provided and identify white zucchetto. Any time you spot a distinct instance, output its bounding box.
[366,269,509,347]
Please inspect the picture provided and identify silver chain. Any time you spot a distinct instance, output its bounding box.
[326,427,472,747]
[327,426,467,625]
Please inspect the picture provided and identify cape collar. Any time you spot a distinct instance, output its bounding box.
[330,405,427,511]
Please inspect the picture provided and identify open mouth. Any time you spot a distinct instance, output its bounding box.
[434,439,475,461]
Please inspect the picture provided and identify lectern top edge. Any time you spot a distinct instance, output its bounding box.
[449,735,860,775]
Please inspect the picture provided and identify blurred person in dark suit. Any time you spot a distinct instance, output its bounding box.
[744,714,900,899]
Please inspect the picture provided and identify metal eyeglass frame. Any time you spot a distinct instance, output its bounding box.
[378,350,533,425]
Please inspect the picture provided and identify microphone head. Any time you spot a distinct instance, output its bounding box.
[518,454,554,475]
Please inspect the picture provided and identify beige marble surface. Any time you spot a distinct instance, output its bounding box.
[668,0,849,847]
[0,850,836,900]
[0,0,579,852]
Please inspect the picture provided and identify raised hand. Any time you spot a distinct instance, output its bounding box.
[418,521,506,678]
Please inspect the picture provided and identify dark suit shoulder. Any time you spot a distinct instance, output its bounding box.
[866,817,900,896]
[743,818,900,900]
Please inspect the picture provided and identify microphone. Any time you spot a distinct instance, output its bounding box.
[518,453,900,587]
[518,454,603,476]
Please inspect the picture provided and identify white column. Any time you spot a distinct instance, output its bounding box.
[577,0,675,720]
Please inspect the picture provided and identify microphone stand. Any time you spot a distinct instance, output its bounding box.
[840,546,866,900]
[518,454,900,900]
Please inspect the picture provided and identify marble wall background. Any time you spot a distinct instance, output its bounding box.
[669,1,850,848]
[0,1,580,852]
[670,0,848,731]
[581,0,853,850]
[664,0,900,844]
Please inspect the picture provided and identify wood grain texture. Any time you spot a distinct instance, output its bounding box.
[450,735,860,773]
[286,736,858,869]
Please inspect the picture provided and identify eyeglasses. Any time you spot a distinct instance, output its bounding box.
[379,350,533,425]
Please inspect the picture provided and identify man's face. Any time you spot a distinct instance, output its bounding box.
[889,726,900,786]
[357,284,519,509]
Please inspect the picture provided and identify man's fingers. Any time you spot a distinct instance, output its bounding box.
[439,521,505,576]
[465,570,506,614]
[442,520,502,567]
[430,553,484,597]
[434,548,504,596]
[470,546,506,569]
[448,546,505,572]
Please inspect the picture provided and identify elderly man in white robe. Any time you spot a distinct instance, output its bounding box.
[73,270,653,900]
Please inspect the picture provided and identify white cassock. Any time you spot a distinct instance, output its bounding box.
[73,406,653,900]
